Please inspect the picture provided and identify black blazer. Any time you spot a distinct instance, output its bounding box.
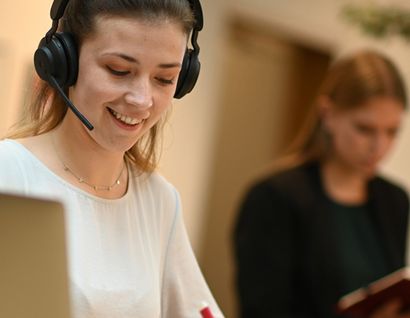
[233,162,409,318]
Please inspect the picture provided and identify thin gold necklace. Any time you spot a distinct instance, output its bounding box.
[62,162,125,191]
[52,134,125,191]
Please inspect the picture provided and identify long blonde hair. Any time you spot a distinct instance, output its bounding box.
[274,50,407,172]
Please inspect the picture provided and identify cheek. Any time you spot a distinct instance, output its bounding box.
[152,88,174,113]
[149,102,171,127]
[377,135,397,158]
[74,68,119,107]
[332,128,365,156]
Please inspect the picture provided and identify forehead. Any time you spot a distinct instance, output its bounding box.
[81,15,187,57]
[340,96,404,125]
[86,14,186,42]
[94,12,187,32]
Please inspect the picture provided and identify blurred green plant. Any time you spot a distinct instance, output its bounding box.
[342,4,410,41]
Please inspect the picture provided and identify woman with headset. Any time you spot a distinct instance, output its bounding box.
[0,0,223,317]
[233,50,410,318]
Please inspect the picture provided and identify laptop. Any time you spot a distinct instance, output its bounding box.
[0,192,71,318]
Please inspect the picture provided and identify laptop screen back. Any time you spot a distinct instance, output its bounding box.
[0,193,71,318]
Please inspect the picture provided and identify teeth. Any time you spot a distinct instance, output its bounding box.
[110,109,143,125]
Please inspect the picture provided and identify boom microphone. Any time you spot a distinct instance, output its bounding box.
[48,76,94,130]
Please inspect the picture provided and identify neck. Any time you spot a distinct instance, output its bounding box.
[321,160,368,204]
[52,122,127,196]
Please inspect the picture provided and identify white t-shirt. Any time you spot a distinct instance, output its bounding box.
[0,139,224,318]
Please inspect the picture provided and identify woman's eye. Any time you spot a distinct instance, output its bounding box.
[156,77,175,85]
[355,124,373,135]
[107,66,130,76]
[387,128,399,138]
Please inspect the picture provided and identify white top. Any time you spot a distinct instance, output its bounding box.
[0,139,224,318]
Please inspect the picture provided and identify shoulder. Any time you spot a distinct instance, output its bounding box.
[132,170,180,211]
[237,163,320,217]
[269,163,316,188]
[371,174,407,192]
[370,175,409,205]
[0,139,29,169]
[0,138,21,157]
[0,139,36,193]
[142,171,178,198]
[245,163,318,200]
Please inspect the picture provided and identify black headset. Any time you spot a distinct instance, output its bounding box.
[34,0,203,99]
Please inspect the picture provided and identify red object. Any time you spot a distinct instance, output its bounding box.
[337,267,410,317]
[200,306,215,318]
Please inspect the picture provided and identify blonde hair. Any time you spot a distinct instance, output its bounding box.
[274,50,407,172]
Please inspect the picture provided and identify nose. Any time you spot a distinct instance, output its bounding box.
[369,133,394,160]
[124,76,153,109]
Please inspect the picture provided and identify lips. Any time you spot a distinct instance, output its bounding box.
[108,107,145,126]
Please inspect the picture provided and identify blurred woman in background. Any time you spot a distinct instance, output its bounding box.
[233,50,410,318]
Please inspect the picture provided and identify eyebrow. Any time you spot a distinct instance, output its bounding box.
[103,52,182,68]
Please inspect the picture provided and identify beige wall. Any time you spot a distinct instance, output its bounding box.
[0,0,51,133]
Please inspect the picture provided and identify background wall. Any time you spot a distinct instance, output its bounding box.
[2,1,410,317]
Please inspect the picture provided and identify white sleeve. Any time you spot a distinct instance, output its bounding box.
[0,141,29,194]
[161,190,224,318]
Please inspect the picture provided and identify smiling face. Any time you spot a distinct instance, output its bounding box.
[66,15,187,153]
[323,96,405,177]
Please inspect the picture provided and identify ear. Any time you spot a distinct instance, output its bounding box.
[317,95,332,117]
[317,95,336,131]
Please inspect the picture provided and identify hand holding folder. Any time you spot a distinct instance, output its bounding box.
[336,267,410,317]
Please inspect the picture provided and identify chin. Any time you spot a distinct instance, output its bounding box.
[361,165,378,179]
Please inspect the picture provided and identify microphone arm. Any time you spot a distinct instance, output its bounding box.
[49,76,94,131]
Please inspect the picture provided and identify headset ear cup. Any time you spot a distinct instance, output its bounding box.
[55,33,78,87]
[33,32,78,88]
[34,37,56,83]
[34,35,68,88]
[174,49,201,99]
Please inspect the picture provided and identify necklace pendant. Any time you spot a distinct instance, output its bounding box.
[53,133,126,192]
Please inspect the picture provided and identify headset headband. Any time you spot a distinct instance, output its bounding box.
[47,0,203,40]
